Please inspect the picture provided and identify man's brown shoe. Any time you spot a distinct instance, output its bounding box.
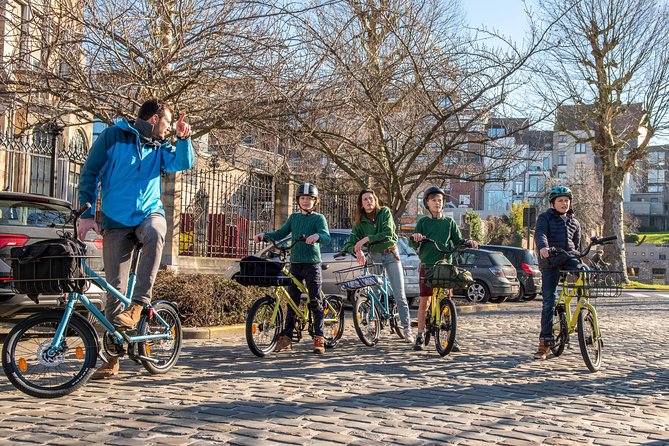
[114,304,144,329]
[313,336,325,355]
[533,340,551,360]
[275,335,292,352]
[91,356,119,380]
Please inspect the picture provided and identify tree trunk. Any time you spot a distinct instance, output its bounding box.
[601,163,628,283]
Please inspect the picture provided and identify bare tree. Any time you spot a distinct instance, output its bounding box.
[266,0,539,219]
[532,0,669,278]
[1,0,288,140]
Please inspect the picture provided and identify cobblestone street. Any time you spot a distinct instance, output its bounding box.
[1,292,668,445]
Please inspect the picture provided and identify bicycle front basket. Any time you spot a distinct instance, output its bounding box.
[561,270,624,298]
[234,256,293,287]
[334,264,384,291]
[10,237,90,297]
[423,261,474,289]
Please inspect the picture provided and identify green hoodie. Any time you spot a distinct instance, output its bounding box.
[264,212,331,264]
[343,206,397,254]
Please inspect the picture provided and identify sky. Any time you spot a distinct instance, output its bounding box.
[462,0,530,44]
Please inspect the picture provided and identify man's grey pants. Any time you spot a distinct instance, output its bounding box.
[102,214,166,321]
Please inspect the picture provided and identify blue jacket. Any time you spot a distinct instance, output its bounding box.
[535,208,581,254]
[78,119,194,229]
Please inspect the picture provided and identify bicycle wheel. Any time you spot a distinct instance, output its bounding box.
[246,295,283,357]
[137,302,182,374]
[551,305,568,357]
[577,308,602,372]
[353,294,380,346]
[323,295,344,348]
[435,298,457,357]
[1,311,98,398]
[390,302,404,339]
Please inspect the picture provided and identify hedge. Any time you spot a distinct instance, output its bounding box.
[152,270,265,327]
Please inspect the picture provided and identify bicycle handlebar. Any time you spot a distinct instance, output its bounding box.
[549,235,617,259]
[417,237,461,254]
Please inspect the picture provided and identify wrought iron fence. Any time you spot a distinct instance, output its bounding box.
[0,131,87,206]
[179,167,275,258]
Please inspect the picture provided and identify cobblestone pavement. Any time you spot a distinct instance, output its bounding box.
[1,292,668,446]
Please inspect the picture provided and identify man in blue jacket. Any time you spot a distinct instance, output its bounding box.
[533,185,581,360]
[77,98,194,378]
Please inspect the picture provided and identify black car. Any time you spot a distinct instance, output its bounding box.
[452,248,520,303]
[480,245,541,301]
[0,192,105,320]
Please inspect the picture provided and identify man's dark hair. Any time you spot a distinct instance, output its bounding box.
[137,98,172,121]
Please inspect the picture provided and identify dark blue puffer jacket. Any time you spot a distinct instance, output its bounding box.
[535,208,581,254]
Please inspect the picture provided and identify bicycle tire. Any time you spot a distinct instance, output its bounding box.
[137,302,183,374]
[323,295,345,348]
[353,294,380,346]
[435,298,457,357]
[246,295,283,357]
[578,308,602,372]
[1,310,98,398]
[551,305,568,357]
[390,302,404,339]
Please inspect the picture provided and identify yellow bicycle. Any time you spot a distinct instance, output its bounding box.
[234,237,345,357]
[549,236,623,372]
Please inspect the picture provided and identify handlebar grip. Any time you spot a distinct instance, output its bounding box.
[73,202,91,218]
[596,236,617,244]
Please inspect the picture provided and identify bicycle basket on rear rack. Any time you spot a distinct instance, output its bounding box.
[560,270,624,298]
[10,237,92,298]
[334,264,384,291]
[233,256,293,287]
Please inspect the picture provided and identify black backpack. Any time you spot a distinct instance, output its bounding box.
[11,238,88,300]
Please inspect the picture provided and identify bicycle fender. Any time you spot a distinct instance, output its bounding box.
[151,300,182,320]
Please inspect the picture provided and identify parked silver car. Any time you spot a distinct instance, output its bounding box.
[258,229,420,305]
[0,192,105,320]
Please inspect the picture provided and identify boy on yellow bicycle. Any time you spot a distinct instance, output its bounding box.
[534,185,581,360]
[410,186,478,351]
[253,183,330,354]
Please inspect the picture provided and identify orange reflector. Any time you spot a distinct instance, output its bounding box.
[76,346,84,359]
[334,328,339,337]
[251,323,257,335]
[146,345,151,355]
[324,308,329,315]
[18,358,28,372]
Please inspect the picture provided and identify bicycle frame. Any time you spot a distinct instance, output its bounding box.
[48,257,174,353]
[557,272,600,337]
[427,287,448,327]
[365,272,397,322]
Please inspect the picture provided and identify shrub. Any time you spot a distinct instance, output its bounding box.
[152,270,265,327]
[624,233,639,244]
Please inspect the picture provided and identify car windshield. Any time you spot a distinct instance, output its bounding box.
[0,200,70,228]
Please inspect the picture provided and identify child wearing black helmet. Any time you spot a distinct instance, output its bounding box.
[253,183,331,354]
[533,185,581,359]
[409,186,478,351]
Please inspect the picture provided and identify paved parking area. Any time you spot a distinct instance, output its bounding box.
[1,292,668,445]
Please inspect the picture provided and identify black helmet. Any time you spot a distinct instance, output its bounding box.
[549,185,572,203]
[296,183,318,198]
[423,186,446,208]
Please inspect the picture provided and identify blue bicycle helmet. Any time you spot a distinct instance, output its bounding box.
[549,185,573,203]
[296,183,318,198]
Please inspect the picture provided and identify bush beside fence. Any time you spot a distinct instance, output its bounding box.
[153,270,263,327]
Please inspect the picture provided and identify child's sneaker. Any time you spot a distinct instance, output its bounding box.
[313,336,325,354]
[413,333,425,351]
[275,335,292,352]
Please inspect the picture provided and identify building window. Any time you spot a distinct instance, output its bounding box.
[575,143,586,154]
[488,127,505,137]
[543,156,551,170]
[528,175,544,192]
[559,135,566,143]
[459,195,470,206]
[558,152,566,166]
[514,181,523,194]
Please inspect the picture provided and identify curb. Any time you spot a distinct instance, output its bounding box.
[182,300,529,340]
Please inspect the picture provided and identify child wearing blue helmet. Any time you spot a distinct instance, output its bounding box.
[533,185,581,359]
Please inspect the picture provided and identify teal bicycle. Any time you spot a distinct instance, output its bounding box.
[2,203,182,398]
[335,250,405,346]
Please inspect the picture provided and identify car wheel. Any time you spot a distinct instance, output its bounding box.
[465,281,490,304]
[524,293,539,301]
[509,284,525,302]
